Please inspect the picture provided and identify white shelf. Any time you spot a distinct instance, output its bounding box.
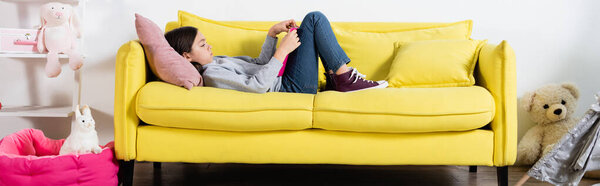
[0,53,68,58]
[0,0,84,119]
[0,105,73,117]
[0,0,79,4]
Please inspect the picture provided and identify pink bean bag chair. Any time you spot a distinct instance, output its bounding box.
[0,129,118,186]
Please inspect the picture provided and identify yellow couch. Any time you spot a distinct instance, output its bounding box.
[114,13,516,185]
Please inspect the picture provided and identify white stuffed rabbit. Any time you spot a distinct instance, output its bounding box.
[59,105,102,155]
[37,2,83,78]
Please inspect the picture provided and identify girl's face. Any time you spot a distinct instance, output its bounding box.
[183,32,213,65]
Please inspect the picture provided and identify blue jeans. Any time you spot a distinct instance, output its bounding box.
[279,11,350,94]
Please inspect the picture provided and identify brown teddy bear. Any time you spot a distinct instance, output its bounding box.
[515,83,579,165]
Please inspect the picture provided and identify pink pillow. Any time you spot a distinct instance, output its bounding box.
[135,13,203,90]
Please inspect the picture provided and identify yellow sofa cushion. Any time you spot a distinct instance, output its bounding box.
[313,86,495,133]
[177,11,277,58]
[387,39,487,88]
[136,81,314,131]
[332,20,472,83]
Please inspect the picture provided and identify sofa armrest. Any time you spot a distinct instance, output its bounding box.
[114,40,147,161]
[475,40,517,166]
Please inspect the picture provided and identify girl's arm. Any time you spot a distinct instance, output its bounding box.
[202,59,283,93]
[243,19,298,65]
[239,36,278,65]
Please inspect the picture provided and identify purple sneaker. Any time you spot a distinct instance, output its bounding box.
[322,72,337,91]
[333,67,388,92]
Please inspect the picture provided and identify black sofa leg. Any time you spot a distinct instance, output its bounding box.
[154,162,162,170]
[118,160,135,186]
[153,162,163,184]
[497,166,508,186]
[469,166,477,172]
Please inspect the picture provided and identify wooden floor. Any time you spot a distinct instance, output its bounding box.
[132,162,599,186]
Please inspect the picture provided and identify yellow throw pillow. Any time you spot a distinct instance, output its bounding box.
[331,20,473,83]
[387,39,487,88]
[178,11,278,57]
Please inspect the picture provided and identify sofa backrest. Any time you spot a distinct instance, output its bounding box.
[166,11,473,87]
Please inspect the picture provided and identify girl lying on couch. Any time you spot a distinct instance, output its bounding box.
[164,11,387,94]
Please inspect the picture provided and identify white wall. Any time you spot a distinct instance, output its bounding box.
[1,0,599,144]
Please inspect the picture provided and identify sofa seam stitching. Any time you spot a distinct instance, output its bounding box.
[312,110,493,116]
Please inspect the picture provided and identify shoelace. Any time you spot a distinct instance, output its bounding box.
[349,68,374,84]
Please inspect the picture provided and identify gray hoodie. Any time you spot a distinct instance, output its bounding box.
[201,36,283,93]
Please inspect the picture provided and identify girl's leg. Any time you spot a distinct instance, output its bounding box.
[280,11,350,94]
[302,11,351,74]
[280,11,387,93]
[330,64,349,75]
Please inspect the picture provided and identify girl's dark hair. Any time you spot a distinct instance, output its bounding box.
[164,26,202,71]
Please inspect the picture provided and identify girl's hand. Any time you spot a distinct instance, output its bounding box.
[268,19,298,38]
[273,29,301,62]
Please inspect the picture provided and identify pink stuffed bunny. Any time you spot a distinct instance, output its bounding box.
[37,2,83,78]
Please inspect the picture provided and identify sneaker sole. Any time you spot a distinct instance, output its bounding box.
[344,81,389,93]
